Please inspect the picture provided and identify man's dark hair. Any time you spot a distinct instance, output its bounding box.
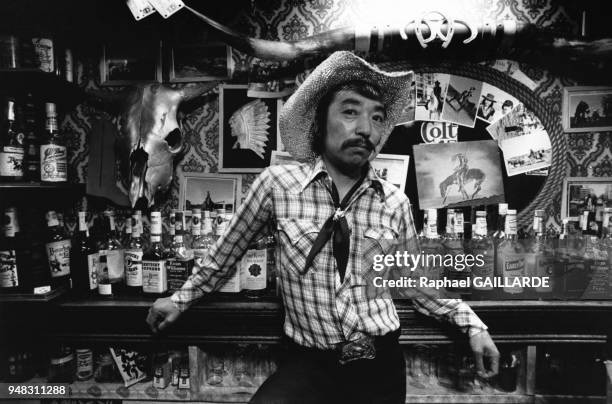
[311,80,384,155]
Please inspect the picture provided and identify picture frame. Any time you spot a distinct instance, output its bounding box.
[219,84,278,173]
[561,177,612,222]
[562,86,612,132]
[169,42,231,82]
[179,172,242,214]
[371,153,410,193]
[100,40,162,86]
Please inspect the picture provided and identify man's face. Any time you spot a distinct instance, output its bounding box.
[321,90,385,172]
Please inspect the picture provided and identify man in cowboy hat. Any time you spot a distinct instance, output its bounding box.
[478,93,497,121]
[146,51,499,403]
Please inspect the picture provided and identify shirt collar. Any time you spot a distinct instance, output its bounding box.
[300,156,386,199]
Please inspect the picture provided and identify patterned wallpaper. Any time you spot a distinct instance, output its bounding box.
[61,0,609,232]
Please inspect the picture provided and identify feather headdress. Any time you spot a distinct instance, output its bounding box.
[229,99,271,159]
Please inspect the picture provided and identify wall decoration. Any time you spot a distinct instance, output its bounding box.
[441,75,483,128]
[100,40,162,86]
[476,83,520,124]
[179,172,242,213]
[247,59,294,98]
[420,122,458,144]
[486,103,546,143]
[413,140,505,209]
[169,42,231,82]
[562,86,612,133]
[270,150,300,166]
[561,177,612,222]
[371,153,410,193]
[219,84,278,173]
[500,131,552,177]
[395,78,416,125]
[415,73,449,122]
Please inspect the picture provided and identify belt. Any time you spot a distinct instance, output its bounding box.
[286,329,401,365]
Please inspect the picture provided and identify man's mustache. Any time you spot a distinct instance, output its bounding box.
[342,138,375,151]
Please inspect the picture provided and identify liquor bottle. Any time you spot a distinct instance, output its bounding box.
[265,233,277,296]
[0,98,25,181]
[103,210,125,291]
[214,208,229,241]
[492,203,508,243]
[142,211,167,295]
[70,211,97,296]
[22,93,40,182]
[124,214,144,294]
[167,211,193,293]
[526,209,554,298]
[40,103,67,182]
[422,209,444,284]
[164,210,177,256]
[97,250,112,297]
[0,207,26,291]
[470,210,495,299]
[242,236,268,299]
[496,209,526,297]
[122,215,132,248]
[45,210,71,289]
[443,209,468,295]
[192,210,215,275]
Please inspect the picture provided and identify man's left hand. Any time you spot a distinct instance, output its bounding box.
[469,330,499,378]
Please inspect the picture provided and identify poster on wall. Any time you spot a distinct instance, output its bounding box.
[414,73,450,122]
[476,83,520,124]
[499,131,552,177]
[179,172,242,213]
[413,140,505,209]
[440,75,483,128]
[219,84,278,173]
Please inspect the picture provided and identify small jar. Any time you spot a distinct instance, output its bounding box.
[75,348,93,381]
[48,346,75,383]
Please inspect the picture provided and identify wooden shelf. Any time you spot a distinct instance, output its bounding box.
[0,68,83,107]
[534,394,606,403]
[0,181,85,191]
[0,285,67,302]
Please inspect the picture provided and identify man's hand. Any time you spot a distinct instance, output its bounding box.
[147,297,181,333]
[469,330,499,378]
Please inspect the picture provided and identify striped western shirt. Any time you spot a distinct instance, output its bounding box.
[171,158,487,349]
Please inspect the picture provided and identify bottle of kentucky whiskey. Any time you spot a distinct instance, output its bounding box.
[124,214,144,294]
[0,207,27,291]
[142,211,167,295]
[40,103,67,182]
[0,98,25,181]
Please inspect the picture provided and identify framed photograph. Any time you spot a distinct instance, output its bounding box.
[441,75,483,128]
[562,86,612,132]
[270,150,300,166]
[561,177,612,222]
[219,84,278,173]
[413,140,505,209]
[169,43,231,82]
[414,73,449,122]
[476,82,519,124]
[179,172,242,214]
[371,153,410,193]
[100,40,162,86]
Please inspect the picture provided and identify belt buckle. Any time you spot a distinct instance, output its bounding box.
[337,336,376,365]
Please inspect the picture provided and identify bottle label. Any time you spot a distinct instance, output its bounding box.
[125,249,143,287]
[31,38,54,73]
[0,250,19,287]
[0,149,24,177]
[505,216,517,235]
[87,253,99,290]
[40,144,67,182]
[167,258,193,292]
[454,213,464,234]
[475,217,487,236]
[501,253,525,294]
[46,239,71,277]
[76,349,93,380]
[106,249,125,280]
[98,283,112,295]
[142,260,167,293]
[78,213,88,231]
[240,248,267,291]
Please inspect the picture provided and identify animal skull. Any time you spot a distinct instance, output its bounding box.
[87,82,217,207]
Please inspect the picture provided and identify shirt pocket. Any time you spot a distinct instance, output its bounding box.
[277,218,322,277]
[357,226,400,286]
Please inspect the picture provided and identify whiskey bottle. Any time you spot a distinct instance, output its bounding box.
[142,211,167,295]
[470,210,495,299]
[45,210,71,289]
[0,207,26,291]
[167,211,193,293]
[124,214,144,294]
[0,98,25,181]
[70,211,97,296]
[122,214,132,248]
[40,103,67,182]
[443,209,468,295]
[191,209,215,275]
[103,210,125,291]
[422,209,444,283]
[496,209,526,297]
[242,237,268,299]
[22,93,40,182]
[97,250,112,297]
[526,209,554,298]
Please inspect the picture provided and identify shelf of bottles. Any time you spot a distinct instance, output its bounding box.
[3,342,607,403]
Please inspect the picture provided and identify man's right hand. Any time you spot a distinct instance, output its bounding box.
[146,297,181,333]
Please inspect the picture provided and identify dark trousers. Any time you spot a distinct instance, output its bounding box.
[249,331,406,404]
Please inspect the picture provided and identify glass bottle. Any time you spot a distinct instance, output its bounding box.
[470,210,495,299]
[142,211,167,295]
[45,210,71,289]
[192,210,215,275]
[0,98,25,181]
[242,236,268,299]
[97,250,112,297]
[422,209,444,284]
[496,209,526,297]
[443,209,469,295]
[167,211,193,293]
[525,209,554,298]
[103,210,125,292]
[40,102,67,182]
[70,211,97,296]
[122,214,132,248]
[124,214,144,294]
[0,207,26,291]
[22,93,40,182]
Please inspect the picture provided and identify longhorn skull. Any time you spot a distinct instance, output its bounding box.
[87,82,218,208]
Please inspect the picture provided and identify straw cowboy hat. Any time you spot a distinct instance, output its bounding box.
[279,51,413,162]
